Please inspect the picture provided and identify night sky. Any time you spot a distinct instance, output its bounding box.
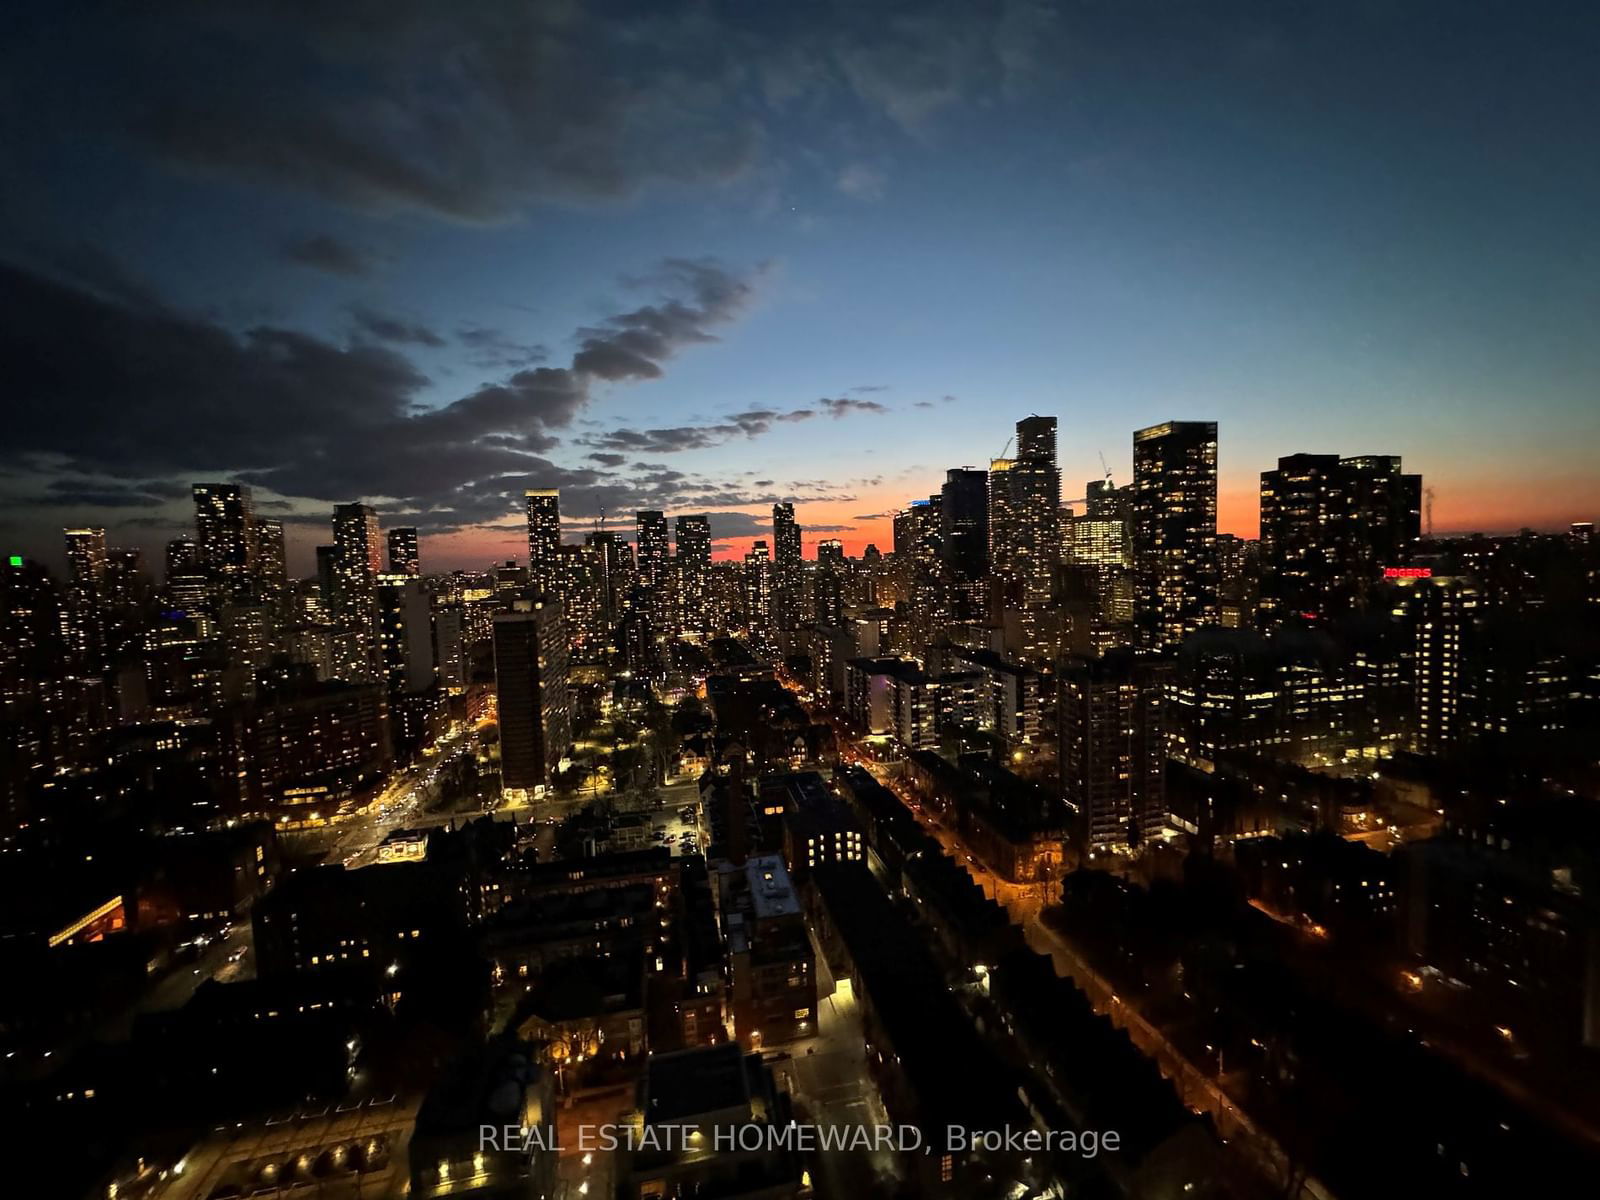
[4,1,1598,572]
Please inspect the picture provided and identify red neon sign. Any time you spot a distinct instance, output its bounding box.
[1383,566,1432,579]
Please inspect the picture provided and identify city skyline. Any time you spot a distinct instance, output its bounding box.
[0,414,1572,578]
[6,7,1600,1197]
[5,3,1600,574]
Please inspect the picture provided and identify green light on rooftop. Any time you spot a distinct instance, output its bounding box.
[7,556,21,567]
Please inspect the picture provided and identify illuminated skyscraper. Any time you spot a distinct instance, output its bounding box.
[254,518,288,601]
[525,490,561,598]
[104,547,150,612]
[990,417,1060,609]
[584,530,628,630]
[165,536,199,577]
[986,417,1061,661]
[817,538,845,565]
[331,503,382,633]
[555,543,601,648]
[636,510,669,592]
[63,527,107,669]
[897,499,942,572]
[1131,421,1218,651]
[192,483,256,599]
[1398,572,1478,755]
[1067,515,1132,623]
[386,526,421,577]
[1059,649,1170,853]
[744,540,773,633]
[493,597,571,797]
[1259,453,1422,623]
[772,503,802,630]
[675,514,712,635]
[64,527,107,592]
[165,537,209,615]
[1,554,61,716]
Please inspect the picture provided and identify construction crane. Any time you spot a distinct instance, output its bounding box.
[997,433,1014,460]
[1097,450,1114,487]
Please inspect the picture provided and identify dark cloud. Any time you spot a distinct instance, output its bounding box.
[26,483,169,509]
[699,511,775,538]
[348,305,445,347]
[586,452,628,468]
[456,326,547,369]
[7,3,1051,224]
[5,240,166,311]
[283,234,374,277]
[818,395,890,417]
[581,397,848,456]
[571,258,758,380]
[854,511,894,520]
[1,254,761,531]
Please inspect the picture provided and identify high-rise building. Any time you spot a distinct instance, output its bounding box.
[376,574,435,693]
[166,536,210,616]
[192,483,257,599]
[493,598,572,797]
[432,602,467,693]
[386,526,421,577]
[331,504,382,659]
[583,530,629,630]
[772,503,803,630]
[314,545,338,616]
[1016,413,1057,462]
[254,518,288,602]
[1059,649,1170,855]
[165,536,200,578]
[1214,533,1257,629]
[675,514,712,636]
[1,554,61,710]
[991,417,1061,612]
[817,538,844,565]
[104,547,151,612]
[939,468,989,582]
[1397,572,1478,755]
[1131,421,1218,651]
[635,509,669,598]
[1085,479,1131,520]
[1067,513,1133,626]
[896,498,942,572]
[744,540,773,633]
[814,562,845,627]
[525,490,561,599]
[63,527,107,670]
[64,527,107,593]
[1258,453,1422,623]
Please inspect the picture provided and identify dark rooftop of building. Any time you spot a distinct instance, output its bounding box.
[640,1042,755,1124]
